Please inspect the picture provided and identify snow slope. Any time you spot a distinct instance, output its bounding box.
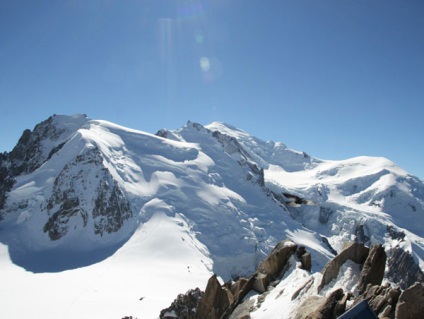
[0,115,423,318]
[0,208,213,318]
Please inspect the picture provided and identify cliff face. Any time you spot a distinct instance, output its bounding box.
[44,146,132,240]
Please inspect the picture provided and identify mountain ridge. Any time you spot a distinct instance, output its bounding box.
[0,114,423,318]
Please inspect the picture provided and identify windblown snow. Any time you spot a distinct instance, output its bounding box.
[0,115,423,318]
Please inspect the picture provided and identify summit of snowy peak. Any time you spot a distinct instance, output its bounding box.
[2,114,90,177]
[205,122,251,139]
[173,121,321,174]
[50,113,89,127]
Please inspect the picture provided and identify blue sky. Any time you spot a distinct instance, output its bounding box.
[1,0,423,180]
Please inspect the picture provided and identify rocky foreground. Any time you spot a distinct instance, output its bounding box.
[158,240,424,319]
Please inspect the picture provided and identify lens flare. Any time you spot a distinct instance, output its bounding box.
[200,57,210,72]
[194,30,204,44]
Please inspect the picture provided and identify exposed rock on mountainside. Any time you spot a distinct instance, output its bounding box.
[1,115,134,250]
[161,240,299,319]
[387,246,424,289]
[160,288,203,319]
[0,116,68,214]
[357,244,386,294]
[44,147,132,240]
[0,115,87,214]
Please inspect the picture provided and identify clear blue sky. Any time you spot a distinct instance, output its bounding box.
[1,0,423,180]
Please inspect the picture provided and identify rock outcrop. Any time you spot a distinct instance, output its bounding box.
[297,246,312,272]
[318,242,369,292]
[194,241,298,318]
[159,288,203,319]
[0,115,71,214]
[387,246,424,289]
[161,240,424,319]
[44,147,132,240]
[253,240,297,293]
[357,244,386,294]
[161,240,299,319]
[353,283,401,318]
[395,282,424,319]
[306,288,344,319]
[195,275,234,319]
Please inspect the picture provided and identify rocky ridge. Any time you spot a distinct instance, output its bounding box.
[160,240,424,319]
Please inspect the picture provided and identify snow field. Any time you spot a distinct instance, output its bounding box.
[0,210,213,319]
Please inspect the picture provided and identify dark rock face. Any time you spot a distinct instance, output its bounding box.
[159,288,204,319]
[0,115,75,215]
[321,236,338,256]
[357,244,386,294]
[155,129,168,138]
[44,147,132,240]
[318,242,369,292]
[387,246,424,289]
[93,178,132,236]
[9,116,66,175]
[283,193,308,206]
[0,156,15,216]
[395,282,424,319]
[386,225,405,241]
[354,224,370,244]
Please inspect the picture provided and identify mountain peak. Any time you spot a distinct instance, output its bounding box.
[1,115,423,318]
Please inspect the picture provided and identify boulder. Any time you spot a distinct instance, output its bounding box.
[357,244,386,294]
[395,282,424,319]
[318,242,369,292]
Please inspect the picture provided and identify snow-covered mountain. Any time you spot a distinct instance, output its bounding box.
[0,114,423,318]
